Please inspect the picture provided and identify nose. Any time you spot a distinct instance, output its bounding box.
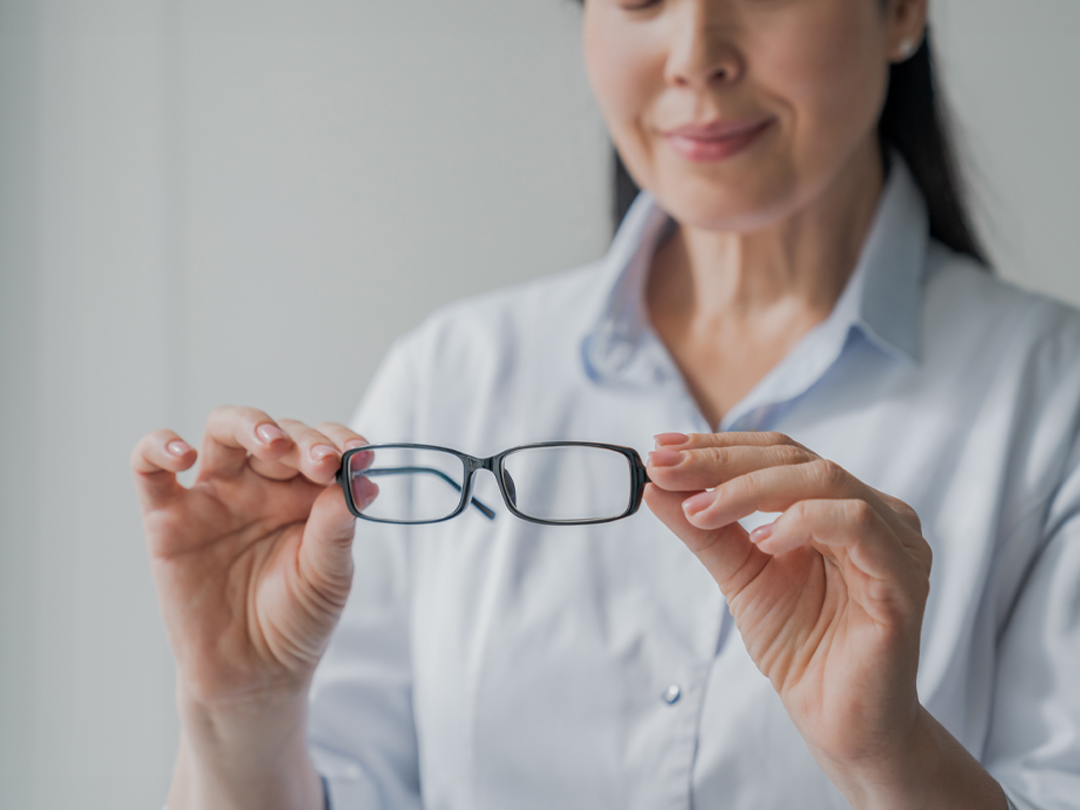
[664,0,743,90]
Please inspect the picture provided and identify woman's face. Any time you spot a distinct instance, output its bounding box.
[582,0,927,232]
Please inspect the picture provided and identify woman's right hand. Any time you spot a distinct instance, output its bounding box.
[132,406,375,709]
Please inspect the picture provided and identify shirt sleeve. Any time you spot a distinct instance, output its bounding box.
[307,339,423,810]
[983,439,1080,809]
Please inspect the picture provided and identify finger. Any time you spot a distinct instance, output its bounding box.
[644,483,769,595]
[131,429,198,510]
[314,422,368,452]
[315,423,374,483]
[200,406,293,478]
[655,431,812,452]
[870,487,923,534]
[296,485,361,614]
[246,419,344,485]
[680,459,903,534]
[752,499,930,621]
[647,442,817,493]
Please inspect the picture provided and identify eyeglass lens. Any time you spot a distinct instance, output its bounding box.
[348,446,467,523]
[500,445,633,522]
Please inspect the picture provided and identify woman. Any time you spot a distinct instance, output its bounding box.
[132,0,1080,808]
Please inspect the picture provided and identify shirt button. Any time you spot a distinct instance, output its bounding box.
[662,684,682,705]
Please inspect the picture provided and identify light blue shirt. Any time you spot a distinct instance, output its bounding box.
[308,162,1080,810]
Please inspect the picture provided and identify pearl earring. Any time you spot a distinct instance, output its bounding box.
[897,38,918,61]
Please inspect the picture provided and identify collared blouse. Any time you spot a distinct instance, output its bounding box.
[308,162,1080,810]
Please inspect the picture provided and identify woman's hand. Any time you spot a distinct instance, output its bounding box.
[644,431,954,805]
[133,406,373,705]
[132,406,375,810]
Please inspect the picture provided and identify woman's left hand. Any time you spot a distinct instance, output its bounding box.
[644,431,933,790]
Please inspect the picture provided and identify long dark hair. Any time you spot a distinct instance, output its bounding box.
[591,14,986,265]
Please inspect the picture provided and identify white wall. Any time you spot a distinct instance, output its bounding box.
[0,2,1077,808]
[933,0,1080,304]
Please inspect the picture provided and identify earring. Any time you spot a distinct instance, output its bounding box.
[897,37,919,61]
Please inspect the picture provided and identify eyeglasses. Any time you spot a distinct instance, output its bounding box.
[336,442,650,526]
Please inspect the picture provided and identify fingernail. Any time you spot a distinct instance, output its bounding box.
[648,450,684,468]
[682,491,714,517]
[655,432,689,447]
[344,439,367,450]
[166,440,191,457]
[311,444,339,462]
[751,523,774,544]
[256,423,285,445]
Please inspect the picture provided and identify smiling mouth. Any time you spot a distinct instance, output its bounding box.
[661,118,775,162]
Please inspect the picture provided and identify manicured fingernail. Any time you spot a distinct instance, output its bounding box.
[682,491,714,517]
[751,523,774,544]
[256,423,285,445]
[648,450,684,468]
[344,439,367,450]
[311,444,339,462]
[655,433,689,447]
[166,440,191,457]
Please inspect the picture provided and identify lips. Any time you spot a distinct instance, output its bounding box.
[661,117,774,162]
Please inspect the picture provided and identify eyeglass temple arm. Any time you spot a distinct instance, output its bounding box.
[358,467,496,520]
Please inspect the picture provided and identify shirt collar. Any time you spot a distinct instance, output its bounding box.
[848,156,928,362]
[582,157,929,404]
[580,194,674,386]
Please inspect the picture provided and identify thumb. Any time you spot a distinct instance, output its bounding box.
[644,483,764,593]
[297,485,358,610]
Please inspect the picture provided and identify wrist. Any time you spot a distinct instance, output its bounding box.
[820,706,1008,810]
[824,705,929,810]
[170,683,322,810]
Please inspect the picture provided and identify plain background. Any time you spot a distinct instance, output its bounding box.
[0,1,1077,807]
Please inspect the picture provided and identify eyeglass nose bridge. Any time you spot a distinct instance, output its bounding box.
[460,454,518,512]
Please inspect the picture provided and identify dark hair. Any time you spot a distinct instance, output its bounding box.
[876,34,985,263]
[584,9,986,266]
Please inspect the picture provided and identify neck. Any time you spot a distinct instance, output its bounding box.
[648,142,885,327]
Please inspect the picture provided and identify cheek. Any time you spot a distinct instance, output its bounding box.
[758,8,889,168]
[582,11,665,188]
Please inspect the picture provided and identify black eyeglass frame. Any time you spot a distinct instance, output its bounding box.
[336,441,651,526]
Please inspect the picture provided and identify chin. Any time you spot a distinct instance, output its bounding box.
[631,145,798,233]
[652,176,797,234]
